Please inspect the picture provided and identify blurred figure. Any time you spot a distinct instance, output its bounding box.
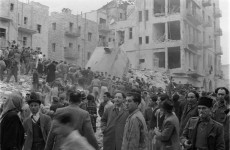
[53,112,95,150]
[85,94,97,132]
[0,92,24,150]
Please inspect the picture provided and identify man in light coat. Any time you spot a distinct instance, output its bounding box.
[101,91,129,150]
[121,92,148,150]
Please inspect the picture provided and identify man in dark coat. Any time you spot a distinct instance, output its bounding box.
[101,91,129,150]
[44,92,99,150]
[181,97,225,150]
[46,61,56,83]
[6,58,18,83]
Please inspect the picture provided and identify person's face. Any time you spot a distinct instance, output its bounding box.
[217,89,226,102]
[198,105,211,119]
[149,100,157,107]
[114,93,124,106]
[156,97,161,106]
[25,94,30,101]
[126,96,138,113]
[103,94,109,102]
[187,93,197,103]
[29,102,40,114]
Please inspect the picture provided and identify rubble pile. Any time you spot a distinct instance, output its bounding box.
[0,75,32,102]
[130,68,170,89]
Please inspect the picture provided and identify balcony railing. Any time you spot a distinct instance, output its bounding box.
[187,69,204,78]
[18,24,37,34]
[203,19,212,28]
[202,0,211,7]
[65,28,80,37]
[186,9,203,26]
[214,8,222,18]
[214,28,222,36]
[98,24,110,32]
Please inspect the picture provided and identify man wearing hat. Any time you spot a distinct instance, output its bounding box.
[23,92,51,150]
[181,97,225,150]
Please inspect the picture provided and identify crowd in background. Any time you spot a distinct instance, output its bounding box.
[0,41,229,150]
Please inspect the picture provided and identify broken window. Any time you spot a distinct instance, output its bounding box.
[99,18,106,24]
[52,43,56,52]
[154,52,165,68]
[139,59,145,64]
[145,10,149,21]
[153,23,165,42]
[88,32,92,41]
[78,45,80,51]
[129,28,132,39]
[168,0,180,14]
[139,37,142,44]
[168,47,181,69]
[139,11,142,22]
[168,21,180,40]
[69,22,73,31]
[69,43,73,48]
[0,28,6,38]
[37,24,41,33]
[52,23,56,30]
[10,3,14,11]
[145,36,149,44]
[23,37,27,46]
[154,0,165,17]
[24,17,28,25]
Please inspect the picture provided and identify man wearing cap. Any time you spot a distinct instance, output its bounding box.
[181,97,225,150]
[23,92,51,150]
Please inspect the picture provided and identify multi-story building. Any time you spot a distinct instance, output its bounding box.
[113,0,223,91]
[48,8,98,67]
[0,0,49,56]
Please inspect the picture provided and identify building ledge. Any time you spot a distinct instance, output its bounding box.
[18,26,37,34]
[187,70,204,78]
[0,16,11,22]
[65,30,80,37]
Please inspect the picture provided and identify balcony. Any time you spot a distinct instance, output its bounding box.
[187,69,204,78]
[203,40,213,48]
[65,28,80,38]
[202,0,211,7]
[214,8,222,18]
[203,19,212,28]
[18,24,37,34]
[98,24,110,32]
[0,15,11,22]
[214,28,222,36]
[215,47,223,55]
[186,9,203,26]
[187,40,202,50]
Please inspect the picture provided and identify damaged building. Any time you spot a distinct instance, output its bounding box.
[115,0,223,91]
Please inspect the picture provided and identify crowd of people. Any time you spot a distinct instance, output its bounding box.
[0,41,229,150]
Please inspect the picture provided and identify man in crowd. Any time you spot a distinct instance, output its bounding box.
[23,92,51,150]
[181,96,225,150]
[101,91,129,150]
[98,92,113,117]
[44,92,99,150]
[213,87,229,150]
[121,91,147,150]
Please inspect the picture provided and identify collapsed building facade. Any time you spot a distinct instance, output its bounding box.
[111,0,223,91]
[0,0,49,56]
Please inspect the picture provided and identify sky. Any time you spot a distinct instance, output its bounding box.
[22,0,230,65]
